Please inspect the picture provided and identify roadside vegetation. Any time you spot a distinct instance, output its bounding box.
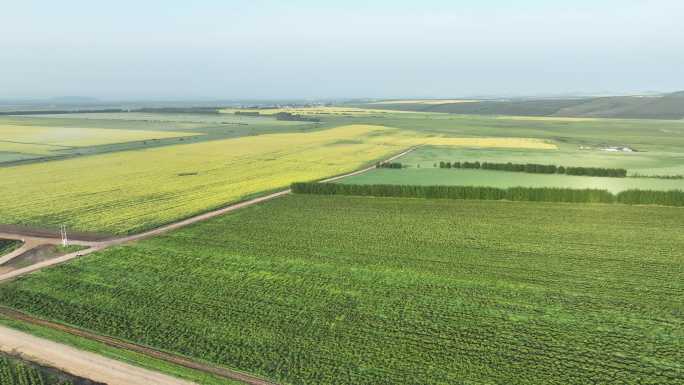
[0,195,681,385]
[0,354,78,385]
[0,240,22,256]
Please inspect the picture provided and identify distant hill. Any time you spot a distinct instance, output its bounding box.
[359,91,684,119]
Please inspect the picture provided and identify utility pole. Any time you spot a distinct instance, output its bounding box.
[60,224,68,247]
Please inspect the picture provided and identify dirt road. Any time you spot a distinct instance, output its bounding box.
[0,325,197,385]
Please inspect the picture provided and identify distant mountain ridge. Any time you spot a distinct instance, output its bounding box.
[361,91,684,119]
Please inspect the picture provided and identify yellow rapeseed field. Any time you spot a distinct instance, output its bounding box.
[495,116,600,122]
[219,106,415,116]
[368,99,479,105]
[0,124,556,234]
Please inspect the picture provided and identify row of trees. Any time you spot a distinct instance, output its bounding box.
[292,183,615,204]
[376,162,403,169]
[274,112,321,122]
[630,173,684,180]
[292,182,684,207]
[438,161,627,177]
[616,190,684,206]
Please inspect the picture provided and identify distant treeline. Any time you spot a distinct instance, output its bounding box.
[291,182,684,207]
[274,112,321,122]
[292,183,615,204]
[0,109,124,116]
[630,173,684,180]
[438,161,627,177]
[235,111,261,116]
[234,110,321,122]
[376,162,403,169]
[137,107,222,114]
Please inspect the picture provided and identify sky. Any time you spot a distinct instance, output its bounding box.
[1,0,683,100]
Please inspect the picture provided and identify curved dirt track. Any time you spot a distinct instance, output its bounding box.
[0,147,415,385]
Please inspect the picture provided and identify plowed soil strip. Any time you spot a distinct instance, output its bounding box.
[0,307,279,385]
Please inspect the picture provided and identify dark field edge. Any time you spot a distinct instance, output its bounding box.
[0,309,252,385]
[0,239,23,256]
[1,351,105,385]
[291,182,684,207]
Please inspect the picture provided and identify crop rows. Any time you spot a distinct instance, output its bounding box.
[0,195,681,385]
[0,355,73,385]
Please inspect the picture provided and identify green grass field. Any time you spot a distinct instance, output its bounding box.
[1,195,681,385]
[401,146,684,175]
[344,145,684,192]
[345,169,684,193]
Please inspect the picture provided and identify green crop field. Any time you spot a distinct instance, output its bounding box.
[344,144,684,192]
[346,168,684,193]
[1,195,681,385]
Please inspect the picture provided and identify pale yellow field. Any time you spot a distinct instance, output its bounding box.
[368,99,480,105]
[0,124,556,234]
[0,124,198,151]
[219,106,416,116]
[366,131,557,149]
[0,141,63,155]
[496,116,600,122]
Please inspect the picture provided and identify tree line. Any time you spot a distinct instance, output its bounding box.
[615,190,684,206]
[376,162,403,169]
[438,161,627,177]
[291,182,684,207]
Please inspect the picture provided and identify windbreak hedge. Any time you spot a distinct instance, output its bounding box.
[292,183,684,207]
[616,189,684,206]
[292,182,615,204]
[439,161,627,177]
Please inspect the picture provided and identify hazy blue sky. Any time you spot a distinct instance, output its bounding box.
[2,0,683,99]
